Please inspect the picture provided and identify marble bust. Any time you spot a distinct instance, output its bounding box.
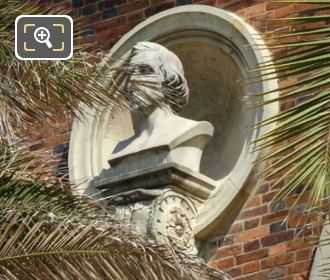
[109,42,214,172]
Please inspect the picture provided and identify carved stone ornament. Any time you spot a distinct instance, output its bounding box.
[152,191,197,253]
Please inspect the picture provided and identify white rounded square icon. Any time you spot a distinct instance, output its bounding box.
[15,15,73,60]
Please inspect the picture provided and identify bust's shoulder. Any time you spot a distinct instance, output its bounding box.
[167,116,214,149]
[109,114,214,161]
[169,115,214,134]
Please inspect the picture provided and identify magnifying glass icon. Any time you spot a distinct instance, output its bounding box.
[34,27,52,49]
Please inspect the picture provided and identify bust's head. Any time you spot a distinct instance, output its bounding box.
[126,42,189,112]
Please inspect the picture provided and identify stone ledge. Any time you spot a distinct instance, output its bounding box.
[94,162,216,203]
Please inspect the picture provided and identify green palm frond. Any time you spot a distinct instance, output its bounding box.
[0,138,101,216]
[254,1,330,210]
[1,1,178,142]
[0,139,229,280]
[0,1,148,140]
[0,208,228,280]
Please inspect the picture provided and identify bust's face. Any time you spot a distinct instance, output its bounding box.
[126,42,188,112]
[126,49,165,110]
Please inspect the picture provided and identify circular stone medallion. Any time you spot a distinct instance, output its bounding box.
[152,191,197,253]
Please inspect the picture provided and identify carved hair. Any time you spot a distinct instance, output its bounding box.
[130,42,189,112]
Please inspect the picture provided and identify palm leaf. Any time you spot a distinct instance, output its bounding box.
[254,1,330,210]
[0,209,229,280]
[0,139,229,279]
[0,0,162,141]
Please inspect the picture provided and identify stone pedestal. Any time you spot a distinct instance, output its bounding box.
[93,158,216,253]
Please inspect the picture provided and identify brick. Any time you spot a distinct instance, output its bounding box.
[52,143,68,155]
[149,0,168,3]
[243,261,260,274]
[97,29,118,41]
[296,248,311,261]
[261,253,294,269]
[270,221,287,234]
[244,3,266,19]
[245,196,261,209]
[244,218,259,230]
[176,0,192,5]
[296,226,313,238]
[237,271,268,280]
[29,142,44,152]
[238,205,268,220]
[119,0,149,14]
[226,267,242,278]
[244,240,260,252]
[30,133,70,152]
[280,99,296,111]
[294,203,307,215]
[53,2,72,12]
[82,3,97,16]
[126,11,145,23]
[95,17,125,33]
[262,190,278,203]
[75,14,101,28]
[269,243,287,256]
[288,216,308,228]
[102,8,118,19]
[257,183,269,194]
[116,22,134,35]
[282,277,294,280]
[236,249,268,265]
[288,260,311,274]
[85,0,98,4]
[287,239,309,251]
[266,1,288,11]
[270,200,286,213]
[261,230,294,247]
[72,0,83,8]
[273,5,296,18]
[269,267,285,279]
[78,35,97,45]
[212,256,235,270]
[216,244,242,258]
[192,0,213,5]
[98,0,126,11]
[293,276,306,280]
[144,2,175,17]
[235,225,269,243]
[261,210,289,225]
[80,25,95,36]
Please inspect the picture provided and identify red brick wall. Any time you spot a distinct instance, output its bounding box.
[30,1,323,279]
[209,184,320,279]
[47,0,292,49]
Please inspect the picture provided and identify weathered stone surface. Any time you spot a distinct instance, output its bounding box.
[69,5,278,255]
[92,42,214,253]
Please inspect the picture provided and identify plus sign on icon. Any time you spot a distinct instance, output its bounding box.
[15,15,73,60]
[34,27,53,48]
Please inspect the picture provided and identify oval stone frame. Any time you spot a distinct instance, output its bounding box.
[69,5,278,238]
